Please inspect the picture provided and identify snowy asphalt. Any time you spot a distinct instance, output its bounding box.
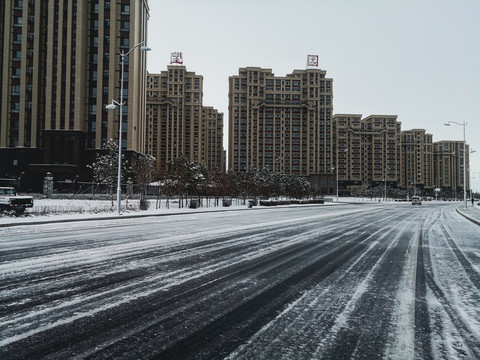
[1,202,479,359]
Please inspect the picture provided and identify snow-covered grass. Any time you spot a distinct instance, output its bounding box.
[0,196,253,218]
[1,196,335,226]
[0,197,333,226]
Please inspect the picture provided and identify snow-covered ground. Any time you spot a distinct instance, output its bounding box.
[0,197,249,226]
[1,199,479,359]
[0,196,428,226]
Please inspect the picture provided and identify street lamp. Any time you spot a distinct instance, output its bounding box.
[435,178,441,201]
[444,121,467,208]
[384,167,391,202]
[336,148,349,203]
[106,41,151,215]
[467,149,476,202]
[412,171,421,197]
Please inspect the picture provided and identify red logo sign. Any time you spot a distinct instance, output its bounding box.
[170,52,183,64]
[307,55,319,67]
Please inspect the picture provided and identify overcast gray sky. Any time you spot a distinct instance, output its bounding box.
[147,0,480,192]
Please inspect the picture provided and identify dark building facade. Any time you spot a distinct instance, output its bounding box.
[0,0,149,191]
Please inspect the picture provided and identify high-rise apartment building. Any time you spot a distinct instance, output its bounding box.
[331,115,472,196]
[0,0,149,190]
[228,67,333,175]
[145,66,225,174]
[433,141,470,195]
[399,129,433,191]
[332,114,400,190]
[202,106,226,171]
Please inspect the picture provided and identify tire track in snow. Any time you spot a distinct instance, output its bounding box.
[225,209,418,360]
[313,211,419,360]
[413,224,433,360]
[1,205,432,359]
[438,223,480,291]
[0,207,378,357]
[61,215,387,359]
[2,225,364,359]
[422,207,480,359]
[153,236,369,360]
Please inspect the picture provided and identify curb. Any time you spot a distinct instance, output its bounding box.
[456,207,480,226]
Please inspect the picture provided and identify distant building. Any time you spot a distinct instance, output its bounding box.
[202,107,226,172]
[145,66,225,174]
[0,0,150,191]
[399,129,434,191]
[228,67,333,176]
[331,115,473,197]
[433,141,470,197]
[332,114,400,193]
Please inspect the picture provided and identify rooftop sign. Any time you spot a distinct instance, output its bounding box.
[307,55,319,67]
[170,52,183,64]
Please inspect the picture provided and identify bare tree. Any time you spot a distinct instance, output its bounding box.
[88,139,128,205]
[131,154,156,210]
[168,154,190,208]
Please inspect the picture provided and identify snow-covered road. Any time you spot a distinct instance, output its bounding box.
[1,202,479,359]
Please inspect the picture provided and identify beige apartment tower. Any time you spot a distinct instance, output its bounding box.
[433,141,470,197]
[145,66,225,174]
[332,114,401,190]
[399,129,434,191]
[0,0,149,190]
[202,106,226,172]
[228,67,333,175]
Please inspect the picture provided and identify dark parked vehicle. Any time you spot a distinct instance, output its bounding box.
[0,187,34,215]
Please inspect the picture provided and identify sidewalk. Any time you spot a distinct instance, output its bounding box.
[456,203,480,226]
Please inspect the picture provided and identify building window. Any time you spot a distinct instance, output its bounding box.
[12,67,21,78]
[13,50,21,60]
[13,33,22,44]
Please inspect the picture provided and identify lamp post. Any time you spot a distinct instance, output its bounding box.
[384,167,391,202]
[413,175,416,197]
[467,149,476,202]
[444,121,467,208]
[106,41,151,215]
[336,148,349,203]
[435,178,441,201]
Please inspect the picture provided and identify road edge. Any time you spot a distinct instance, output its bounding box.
[455,207,480,226]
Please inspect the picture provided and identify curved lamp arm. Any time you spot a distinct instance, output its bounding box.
[121,41,151,57]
